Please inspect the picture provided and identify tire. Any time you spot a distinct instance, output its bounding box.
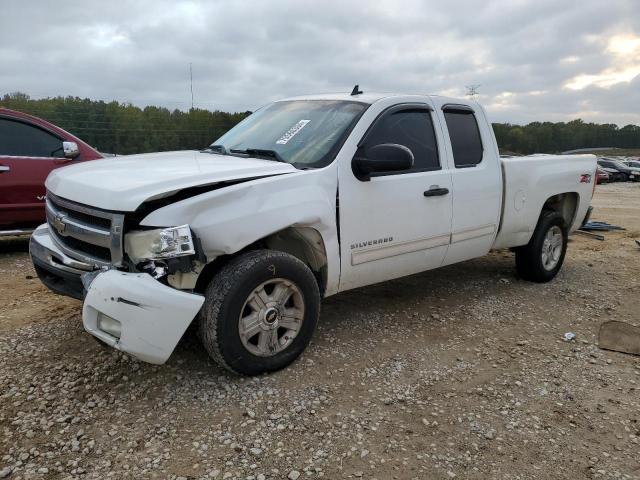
[515,210,568,283]
[199,250,320,375]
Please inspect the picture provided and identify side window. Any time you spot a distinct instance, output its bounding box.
[361,108,440,172]
[444,110,483,167]
[0,118,64,158]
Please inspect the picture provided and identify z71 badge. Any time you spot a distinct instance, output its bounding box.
[579,173,592,184]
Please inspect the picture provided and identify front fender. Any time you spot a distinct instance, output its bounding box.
[138,167,341,295]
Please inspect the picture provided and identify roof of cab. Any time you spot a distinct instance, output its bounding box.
[277,92,476,108]
[278,92,419,104]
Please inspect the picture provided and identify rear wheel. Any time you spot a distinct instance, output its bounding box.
[199,250,320,375]
[515,210,567,283]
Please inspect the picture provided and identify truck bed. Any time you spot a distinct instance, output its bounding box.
[493,154,596,249]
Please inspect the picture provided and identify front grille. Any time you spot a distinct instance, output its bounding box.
[46,193,125,266]
[56,235,112,261]
[53,202,112,230]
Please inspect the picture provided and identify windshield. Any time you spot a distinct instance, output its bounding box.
[211,100,368,168]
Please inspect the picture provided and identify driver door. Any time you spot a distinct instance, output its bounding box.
[337,103,453,291]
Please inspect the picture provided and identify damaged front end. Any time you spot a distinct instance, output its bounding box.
[123,223,207,288]
[82,269,204,364]
[79,223,208,363]
[31,192,209,363]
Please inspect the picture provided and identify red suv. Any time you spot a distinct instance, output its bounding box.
[0,108,103,235]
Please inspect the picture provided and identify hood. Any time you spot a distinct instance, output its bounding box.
[45,150,298,211]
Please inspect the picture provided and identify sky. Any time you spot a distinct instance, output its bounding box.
[1,0,639,125]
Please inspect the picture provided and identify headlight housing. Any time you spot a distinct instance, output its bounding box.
[632,170,640,175]
[125,225,196,264]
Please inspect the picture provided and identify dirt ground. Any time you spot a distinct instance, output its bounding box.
[1,182,639,480]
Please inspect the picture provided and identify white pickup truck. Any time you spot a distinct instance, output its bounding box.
[30,91,596,375]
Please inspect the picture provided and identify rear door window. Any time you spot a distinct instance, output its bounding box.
[0,118,64,158]
[444,109,483,168]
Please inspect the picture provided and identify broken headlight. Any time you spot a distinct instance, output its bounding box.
[124,225,196,264]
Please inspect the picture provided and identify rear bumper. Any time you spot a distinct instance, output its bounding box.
[82,270,204,364]
[29,224,95,300]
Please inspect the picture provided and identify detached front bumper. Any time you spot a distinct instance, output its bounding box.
[82,270,204,364]
[30,224,205,364]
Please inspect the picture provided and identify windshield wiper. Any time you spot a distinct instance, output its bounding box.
[204,144,228,155]
[230,148,286,163]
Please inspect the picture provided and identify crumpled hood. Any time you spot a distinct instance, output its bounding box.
[45,150,298,211]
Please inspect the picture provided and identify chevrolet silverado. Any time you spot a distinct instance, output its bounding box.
[30,91,597,375]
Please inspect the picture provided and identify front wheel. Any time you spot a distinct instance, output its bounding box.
[515,210,568,283]
[199,250,320,375]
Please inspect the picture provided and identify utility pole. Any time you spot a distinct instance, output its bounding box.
[189,63,194,110]
[465,84,481,100]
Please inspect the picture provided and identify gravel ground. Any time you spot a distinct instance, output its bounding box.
[1,182,639,480]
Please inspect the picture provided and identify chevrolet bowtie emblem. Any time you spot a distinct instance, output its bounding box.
[52,212,67,235]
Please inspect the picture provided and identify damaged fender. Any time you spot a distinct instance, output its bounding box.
[139,168,341,295]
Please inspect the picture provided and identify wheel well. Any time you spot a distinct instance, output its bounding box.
[541,192,579,228]
[194,227,328,295]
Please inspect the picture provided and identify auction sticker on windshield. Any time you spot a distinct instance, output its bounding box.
[276,120,310,145]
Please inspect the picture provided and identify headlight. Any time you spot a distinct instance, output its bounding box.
[125,225,196,263]
[632,171,640,175]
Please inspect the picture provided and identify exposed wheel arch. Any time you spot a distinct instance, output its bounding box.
[541,192,579,228]
[195,226,328,296]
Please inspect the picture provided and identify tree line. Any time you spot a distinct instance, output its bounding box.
[492,120,640,154]
[1,92,249,155]
[2,92,639,155]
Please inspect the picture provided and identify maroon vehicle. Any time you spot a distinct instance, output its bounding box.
[0,108,103,235]
[596,167,610,184]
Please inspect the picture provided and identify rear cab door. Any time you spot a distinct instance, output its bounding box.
[431,100,503,265]
[0,116,71,227]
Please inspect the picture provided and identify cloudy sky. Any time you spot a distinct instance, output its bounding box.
[1,0,639,125]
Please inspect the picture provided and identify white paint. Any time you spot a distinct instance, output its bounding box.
[336,95,453,290]
[45,150,297,211]
[450,225,496,244]
[434,100,503,267]
[492,154,595,248]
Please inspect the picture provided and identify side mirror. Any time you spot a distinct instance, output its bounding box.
[352,143,414,181]
[63,141,80,159]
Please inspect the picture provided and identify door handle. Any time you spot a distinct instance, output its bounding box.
[423,186,449,197]
[0,165,10,173]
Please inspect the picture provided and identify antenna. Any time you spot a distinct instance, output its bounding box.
[465,84,481,100]
[350,84,363,96]
[189,63,194,110]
